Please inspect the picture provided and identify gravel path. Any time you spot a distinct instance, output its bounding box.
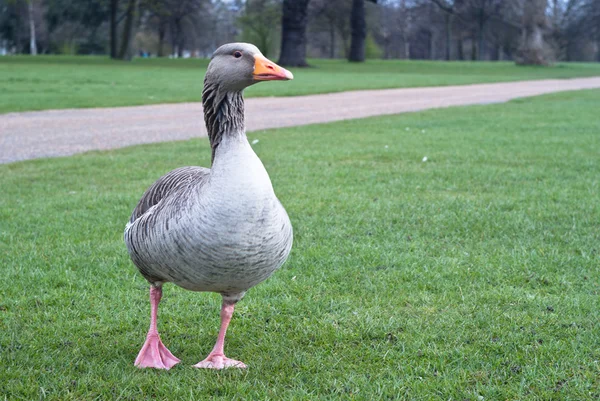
[2,77,600,164]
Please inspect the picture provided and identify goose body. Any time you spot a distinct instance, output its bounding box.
[124,43,294,369]
[125,135,292,301]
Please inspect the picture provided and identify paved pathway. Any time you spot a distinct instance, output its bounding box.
[2,77,600,164]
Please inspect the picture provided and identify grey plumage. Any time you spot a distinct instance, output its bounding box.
[125,166,210,284]
[124,43,293,305]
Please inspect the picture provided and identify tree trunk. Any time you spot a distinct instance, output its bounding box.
[278,0,311,67]
[177,37,184,58]
[444,13,451,61]
[516,0,552,65]
[348,0,366,62]
[383,36,390,59]
[492,44,501,60]
[400,0,409,59]
[28,0,37,55]
[457,37,464,60]
[157,21,165,57]
[471,35,477,60]
[477,19,485,60]
[117,0,137,60]
[172,17,183,58]
[170,20,177,57]
[329,23,335,59]
[429,30,435,60]
[110,0,118,58]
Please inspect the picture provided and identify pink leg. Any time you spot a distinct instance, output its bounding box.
[193,302,246,369]
[134,286,180,370]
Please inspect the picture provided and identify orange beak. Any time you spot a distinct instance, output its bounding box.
[253,55,294,81]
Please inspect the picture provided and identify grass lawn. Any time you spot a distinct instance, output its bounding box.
[1,89,600,400]
[2,55,600,114]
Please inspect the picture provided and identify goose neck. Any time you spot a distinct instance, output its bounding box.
[202,81,245,163]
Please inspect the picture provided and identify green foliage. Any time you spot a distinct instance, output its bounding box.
[1,55,600,114]
[0,0,27,52]
[43,0,109,55]
[365,34,382,59]
[57,41,79,55]
[237,0,281,58]
[1,89,600,399]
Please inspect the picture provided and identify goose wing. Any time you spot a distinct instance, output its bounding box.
[125,166,210,284]
[128,166,210,225]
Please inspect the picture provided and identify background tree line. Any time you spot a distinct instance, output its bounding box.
[1,0,599,65]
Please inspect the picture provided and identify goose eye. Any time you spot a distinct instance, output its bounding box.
[233,51,242,59]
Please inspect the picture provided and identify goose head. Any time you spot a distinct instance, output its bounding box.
[205,43,293,92]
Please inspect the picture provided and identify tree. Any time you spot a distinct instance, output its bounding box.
[44,0,108,54]
[110,0,118,58]
[579,0,600,61]
[117,0,138,59]
[27,0,36,54]
[199,0,240,54]
[546,0,580,60]
[348,0,377,62]
[464,0,504,60]
[170,0,204,57]
[398,0,412,59]
[139,0,204,58]
[238,0,280,58]
[431,0,505,61]
[371,0,413,59]
[144,0,170,57]
[516,0,553,65]
[430,0,456,60]
[278,0,310,66]
[308,0,352,58]
[0,0,44,54]
[0,0,25,53]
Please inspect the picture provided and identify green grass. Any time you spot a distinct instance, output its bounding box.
[2,55,600,113]
[1,89,600,400]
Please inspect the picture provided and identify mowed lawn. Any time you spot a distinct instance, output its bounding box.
[2,55,600,113]
[1,89,600,400]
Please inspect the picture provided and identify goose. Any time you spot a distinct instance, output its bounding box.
[124,43,294,370]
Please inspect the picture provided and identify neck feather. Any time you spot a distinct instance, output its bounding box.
[202,80,245,162]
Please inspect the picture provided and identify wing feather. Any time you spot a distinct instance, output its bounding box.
[129,166,210,225]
